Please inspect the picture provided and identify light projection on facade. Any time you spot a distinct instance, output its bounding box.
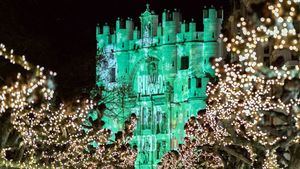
[96,4,223,169]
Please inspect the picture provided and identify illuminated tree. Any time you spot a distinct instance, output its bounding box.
[160,0,300,168]
[91,84,133,120]
[0,44,137,168]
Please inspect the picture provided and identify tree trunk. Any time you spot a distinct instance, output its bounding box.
[0,111,12,148]
[289,144,300,169]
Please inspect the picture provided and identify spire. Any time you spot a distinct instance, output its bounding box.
[146,3,150,12]
[141,3,152,17]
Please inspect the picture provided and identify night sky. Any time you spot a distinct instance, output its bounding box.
[0,0,231,99]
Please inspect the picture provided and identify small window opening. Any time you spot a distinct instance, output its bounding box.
[180,56,189,70]
[196,78,201,88]
[110,68,116,82]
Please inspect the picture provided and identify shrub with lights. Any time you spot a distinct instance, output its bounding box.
[159,0,300,168]
[0,44,137,168]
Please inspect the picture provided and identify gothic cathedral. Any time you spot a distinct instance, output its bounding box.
[96,4,223,169]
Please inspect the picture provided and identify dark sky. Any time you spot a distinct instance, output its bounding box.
[0,0,231,99]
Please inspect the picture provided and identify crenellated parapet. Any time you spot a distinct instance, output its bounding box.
[96,4,223,53]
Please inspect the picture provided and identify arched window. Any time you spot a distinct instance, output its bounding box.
[180,56,189,70]
[196,78,202,88]
[147,57,159,84]
[110,68,116,82]
[264,46,269,54]
[272,55,285,67]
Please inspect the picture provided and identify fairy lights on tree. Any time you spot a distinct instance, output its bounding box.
[160,0,300,168]
[0,44,137,168]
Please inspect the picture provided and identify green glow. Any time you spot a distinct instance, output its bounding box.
[96,5,223,169]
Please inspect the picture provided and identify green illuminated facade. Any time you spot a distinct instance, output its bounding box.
[96,5,223,168]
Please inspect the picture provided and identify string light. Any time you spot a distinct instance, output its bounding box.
[160,0,300,168]
[0,44,137,168]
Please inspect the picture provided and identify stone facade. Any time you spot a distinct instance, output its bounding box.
[96,4,223,168]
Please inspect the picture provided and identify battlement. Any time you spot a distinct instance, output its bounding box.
[162,9,181,22]
[203,6,224,19]
[96,4,223,52]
